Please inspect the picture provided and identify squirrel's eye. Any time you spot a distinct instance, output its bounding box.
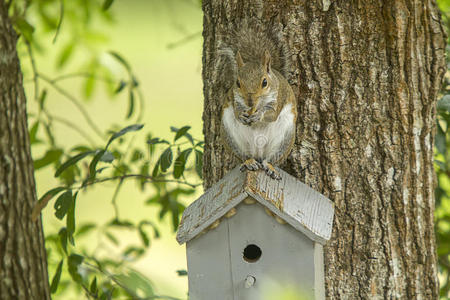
[236,79,241,88]
[262,78,267,88]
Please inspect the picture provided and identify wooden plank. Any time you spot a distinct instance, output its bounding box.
[176,167,247,244]
[227,202,316,299]
[177,166,334,245]
[245,168,334,244]
[186,217,234,300]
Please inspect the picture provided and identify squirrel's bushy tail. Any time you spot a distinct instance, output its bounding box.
[215,21,290,90]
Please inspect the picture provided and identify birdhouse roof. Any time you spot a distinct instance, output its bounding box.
[176,166,334,245]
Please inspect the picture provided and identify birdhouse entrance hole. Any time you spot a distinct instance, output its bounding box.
[243,244,262,263]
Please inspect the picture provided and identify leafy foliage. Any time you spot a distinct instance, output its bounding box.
[435,1,450,298]
[9,0,202,299]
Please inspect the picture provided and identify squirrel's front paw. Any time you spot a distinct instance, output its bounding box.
[240,158,262,172]
[261,160,281,180]
[239,113,251,125]
[247,112,262,124]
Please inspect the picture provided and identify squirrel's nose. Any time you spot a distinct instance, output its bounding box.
[247,94,257,112]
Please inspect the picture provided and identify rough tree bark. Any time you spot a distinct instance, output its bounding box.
[202,0,446,299]
[0,1,51,299]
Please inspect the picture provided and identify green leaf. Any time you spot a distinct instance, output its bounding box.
[39,89,47,110]
[122,246,145,260]
[57,42,75,68]
[176,269,188,276]
[50,260,64,294]
[132,76,139,87]
[101,151,115,162]
[108,219,134,228]
[140,163,149,190]
[84,74,96,99]
[32,187,66,221]
[115,80,127,94]
[106,124,144,149]
[16,17,35,42]
[140,221,160,238]
[173,148,192,179]
[195,149,203,179]
[88,150,113,180]
[71,145,92,153]
[29,121,40,145]
[174,126,191,141]
[102,0,115,10]
[435,159,447,171]
[152,159,160,177]
[58,227,68,254]
[105,231,119,246]
[89,150,105,180]
[54,191,73,220]
[34,149,63,170]
[138,227,150,247]
[75,223,96,237]
[126,90,135,119]
[115,270,154,297]
[436,122,447,155]
[437,95,450,112]
[147,137,169,145]
[131,150,143,162]
[68,254,84,283]
[160,147,173,172]
[90,277,98,295]
[109,51,131,71]
[67,192,77,235]
[55,151,95,177]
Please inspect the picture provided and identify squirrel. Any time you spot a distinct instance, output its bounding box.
[219,23,297,180]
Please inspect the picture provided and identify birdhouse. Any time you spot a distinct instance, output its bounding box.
[176,166,334,300]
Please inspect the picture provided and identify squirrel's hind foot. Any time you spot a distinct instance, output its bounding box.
[240,158,262,172]
[261,160,281,180]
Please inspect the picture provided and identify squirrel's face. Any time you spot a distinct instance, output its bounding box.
[233,50,279,120]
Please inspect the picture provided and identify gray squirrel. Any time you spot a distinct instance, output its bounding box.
[219,23,297,180]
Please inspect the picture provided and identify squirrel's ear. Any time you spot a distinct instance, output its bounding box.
[263,50,271,73]
[236,51,244,69]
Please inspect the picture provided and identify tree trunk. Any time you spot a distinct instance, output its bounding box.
[0,2,51,299]
[201,0,446,299]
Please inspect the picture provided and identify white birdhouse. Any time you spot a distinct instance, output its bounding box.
[176,166,334,300]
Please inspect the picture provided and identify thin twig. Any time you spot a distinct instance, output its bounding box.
[111,179,124,219]
[25,40,39,102]
[136,87,145,122]
[49,72,117,84]
[52,0,64,44]
[75,174,200,190]
[39,73,105,139]
[166,31,201,49]
[50,115,97,146]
